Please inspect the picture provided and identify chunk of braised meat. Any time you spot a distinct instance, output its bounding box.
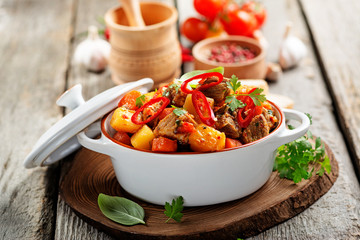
[201,77,230,103]
[154,112,197,145]
[262,108,278,130]
[163,82,187,107]
[241,114,270,144]
[214,104,241,139]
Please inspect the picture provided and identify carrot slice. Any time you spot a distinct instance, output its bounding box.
[158,108,174,120]
[118,90,142,110]
[225,138,242,149]
[177,122,196,133]
[113,131,131,146]
[152,137,177,152]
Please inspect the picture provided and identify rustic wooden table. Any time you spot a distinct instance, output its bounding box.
[1,0,360,239]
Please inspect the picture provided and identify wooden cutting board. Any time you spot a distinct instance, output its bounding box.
[59,141,338,239]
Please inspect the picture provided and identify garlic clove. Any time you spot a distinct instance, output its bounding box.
[266,62,282,81]
[74,25,111,72]
[279,22,307,70]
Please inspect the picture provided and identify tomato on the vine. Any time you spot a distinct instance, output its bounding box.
[181,17,209,42]
[241,1,267,29]
[194,0,228,21]
[220,6,257,36]
[205,25,224,38]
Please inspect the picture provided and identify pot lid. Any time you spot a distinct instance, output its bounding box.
[24,78,154,168]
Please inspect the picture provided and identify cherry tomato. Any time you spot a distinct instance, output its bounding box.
[181,17,209,42]
[241,1,267,29]
[220,7,257,36]
[194,0,228,21]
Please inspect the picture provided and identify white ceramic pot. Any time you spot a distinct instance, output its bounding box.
[77,102,310,206]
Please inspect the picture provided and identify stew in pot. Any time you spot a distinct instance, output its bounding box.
[109,70,278,152]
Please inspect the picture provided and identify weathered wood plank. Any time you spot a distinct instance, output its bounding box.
[0,0,74,239]
[247,0,360,239]
[54,0,174,240]
[300,0,360,179]
[54,0,116,237]
[54,0,360,239]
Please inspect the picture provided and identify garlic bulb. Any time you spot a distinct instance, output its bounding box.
[279,23,307,69]
[74,25,111,72]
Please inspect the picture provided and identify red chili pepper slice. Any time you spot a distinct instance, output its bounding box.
[237,107,255,128]
[236,87,256,105]
[181,72,223,94]
[237,89,257,128]
[192,90,216,126]
[246,88,263,115]
[131,97,170,124]
[182,53,193,62]
[152,85,168,99]
[236,87,265,128]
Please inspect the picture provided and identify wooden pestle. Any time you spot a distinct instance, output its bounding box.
[120,0,145,27]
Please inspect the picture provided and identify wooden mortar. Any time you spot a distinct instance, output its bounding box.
[105,2,181,87]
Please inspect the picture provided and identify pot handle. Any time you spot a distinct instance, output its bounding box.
[271,109,311,148]
[77,121,113,156]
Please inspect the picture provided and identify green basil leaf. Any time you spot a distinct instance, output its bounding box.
[98,193,145,226]
[179,66,224,82]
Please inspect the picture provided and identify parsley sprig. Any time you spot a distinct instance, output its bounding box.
[273,114,331,183]
[164,196,184,223]
[163,83,180,97]
[225,95,245,111]
[243,88,267,106]
[225,75,266,111]
[135,94,146,107]
[172,105,187,116]
[226,75,241,92]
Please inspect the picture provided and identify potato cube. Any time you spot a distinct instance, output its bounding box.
[183,94,198,119]
[144,91,156,102]
[110,107,142,133]
[189,124,225,152]
[131,125,155,150]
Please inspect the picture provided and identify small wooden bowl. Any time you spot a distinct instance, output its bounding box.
[193,36,266,79]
